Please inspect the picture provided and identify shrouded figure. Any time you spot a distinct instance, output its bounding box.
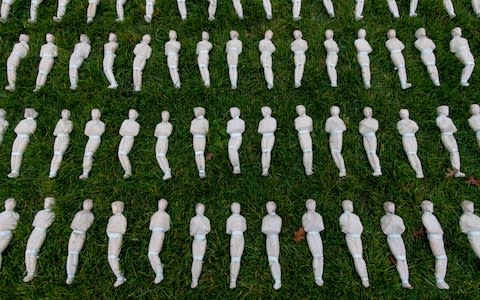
[8,108,38,178]
[144,0,155,22]
[190,203,211,288]
[196,32,212,87]
[414,28,440,86]
[107,201,127,287]
[103,33,119,89]
[190,107,209,178]
[257,106,277,176]
[226,107,245,174]
[226,31,243,90]
[5,34,30,92]
[177,0,186,20]
[396,109,424,178]
[148,199,170,284]
[69,34,91,90]
[133,34,152,92]
[359,107,382,176]
[49,109,73,178]
[262,201,282,290]
[302,199,325,286]
[354,29,372,89]
[115,0,126,21]
[294,105,314,176]
[324,29,339,87]
[34,33,57,92]
[291,30,308,88]
[0,198,19,270]
[226,202,247,289]
[154,111,173,180]
[79,109,105,179]
[385,29,411,90]
[449,27,475,87]
[118,109,140,178]
[325,106,347,177]
[259,30,276,90]
[165,30,181,89]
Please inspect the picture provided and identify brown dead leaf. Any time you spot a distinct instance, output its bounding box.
[412,228,425,238]
[205,152,213,161]
[388,255,396,265]
[294,227,305,243]
[466,176,480,186]
[445,168,458,178]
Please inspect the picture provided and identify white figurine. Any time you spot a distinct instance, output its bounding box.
[291,30,308,88]
[354,29,372,89]
[115,0,126,21]
[292,0,301,20]
[226,31,242,90]
[155,111,173,181]
[227,107,245,174]
[0,109,8,146]
[133,34,152,92]
[190,203,211,289]
[0,0,14,22]
[144,0,155,22]
[232,0,243,19]
[355,0,365,19]
[262,201,282,290]
[165,30,181,89]
[107,201,127,287]
[460,200,480,259]
[49,109,73,178]
[396,109,424,178]
[263,0,272,19]
[190,107,209,178]
[34,33,58,93]
[69,34,91,90]
[359,107,382,176]
[196,32,212,88]
[23,197,55,282]
[414,28,440,86]
[86,0,99,23]
[322,0,334,17]
[436,105,465,177]
[294,105,313,176]
[258,106,277,176]
[208,0,216,20]
[302,199,325,286]
[118,109,140,178]
[0,198,19,270]
[325,106,347,177]
[380,201,413,289]
[473,0,480,17]
[104,33,119,89]
[53,0,70,21]
[226,202,247,289]
[339,200,370,288]
[79,109,105,180]
[148,199,170,284]
[8,108,38,178]
[421,200,449,289]
[28,0,43,23]
[5,34,30,92]
[468,104,480,146]
[324,29,339,87]
[177,0,186,20]
[386,29,411,90]
[259,30,276,90]
[387,0,400,18]
[450,27,475,87]
[66,199,94,284]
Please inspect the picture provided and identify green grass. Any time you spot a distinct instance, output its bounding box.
[0,0,480,298]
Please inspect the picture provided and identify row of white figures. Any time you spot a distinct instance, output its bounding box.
[4,198,480,289]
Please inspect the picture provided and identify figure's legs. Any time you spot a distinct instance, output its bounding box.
[307,234,324,286]
[29,0,41,23]
[108,236,126,287]
[115,0,126,21]
[104,67,118,89]
[261,137,274,176]
[387,0,400,18]
[6,61,17,91]
[388,238,412,289]
[330,141,346,176]
[327,65,337,87]
[199,65,210,87]
[208,0,216,20]
[323,0,334,17]
[346,236,369,287]
[407,153,424,178]
[228,138,241,174]
[443,0,455,18]
[9,138,27,178]
[24,229,46,282]
[35,72,47,92]
[361,65,371,88]
[355,0,364,19]
[86,3,97,23]
[409,0,418,16]
[148,232,165,284]
[232,0,243,19]
[177,0,186,20]
[0,3,11,22]
[426,64,440,86]
[468,236,480,258]
[229,65,238,89]
[69,65,79,90]
[429,238,449,289]
[53,0,68,21]
[49,137,69,178]
[292,0,301,20]
[473,0,480,17]
[461,63,475,86]
[262,0,272,19]
[144,0,154,22]
[0,234,13,270]
[191,239,207,288]
[397,66,412,89]
[168,66,181,88]
[193,137,206,178]
[229,235,244,289]
[133,70,142,91]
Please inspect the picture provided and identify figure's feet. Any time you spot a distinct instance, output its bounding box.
[339,170,346,177]
[364,83,371,89]
[115,18,124,22]
[174,82,181,89]
[70,85,77,90]
[134,86,141,92]
[53,16,61,22]
[7,171,18,178]
[233,167,241,174]
[294,82,301,88]
[393,14,400,19]
[79,173,89,180]
[108,83,118,89]
[461,81,470,87]
[455,171,466,177]
[401,83,412,90]
[328,11,335,18]
[373,169,382,177]
[449,13,456,19]
[355,15,363,20]
[416,172,424,179]
[199,170,206,178]
[114,276,126,287]
[33,86,41,92]
[315,278,324,286]
[361,278,370,288]
[267,83,273,90]
[162,172,172,181]
[66,276,74,285]
[266,13,272,20]
[436,281,449,289]
[238,14,244,20]
[86,17,93,23]
[191,278,198,288]
[27,18,36,23]
[154,273,164,284]
[204,82,210,88]
[144,15,152,22]
[208,16,215,21]
[273,281,282,290]
[181,15,187,21]
[262,169,269,176]
[331,81,337,87]
[23,273,35,282]
[305,169,313,176]
[433,80,440,86]
[231,84,237,90]
[5,85,15,92]
[123,172,132,179]
[48,172,57,179]
[0,17,6,23]
[401,282,413,289]
[293,16,301,21]
[229,280,236,289]
[409,13,417,17]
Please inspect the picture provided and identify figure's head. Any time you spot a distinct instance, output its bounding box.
[202,31,209,41]
[387,29,396,39]
[4,198,16,211]
[194,107,205,118]
[421,200,433,213]
[363,106,373,118]
[358,29,366,39]
[61,109,70,119]
[25,108,38,119]
[305,199,316,211]
[109,33,117,42]
[231,202,241,214]
[128,109,139,120]
[91,108,101,120]
[161,111,170,122]
[169,30,177,40]
[293,30,302,39]
[471,104,480,115]
[0,109,6,118]
[261,106,272,117]
[195,203,205,215]
[230,107,240,118]
[46,33,54,43]
[83,199,93,211]
[142,34,151,44]
[342,199,353,212]
[383,201,395,214]
[112,201,124,214]
[265,30,273,40]
[399,108,409,119]
[415,28,426,39]
[230,30,239,39]
[158,198,168,211]
[44,197,55,209]
[462,200,474,213]
[451,27,462,37]
[330,105,340,116]
[80,34,90,44]
[437,105,449,116]
[266,201,276,214]
[19,34,29,43]
[296,104,306,116]
[325,29,334,39]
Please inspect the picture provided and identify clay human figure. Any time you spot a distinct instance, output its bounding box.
[355,0,365,20]
[165,30,181,89]
[387,0,400,18]
[359,107,382,176]
[294,105,313,176]
[262,201,282,290]
[324,29,339,87]
[23,197,55,282]
[226,31,242,90]
[148,199,170,284]
[302,199,325,286]
[380,201,413,289]
[107,201,127,287]
[118,109,140,179]
[325,106,347,177]
[65,199,94,285]
[396,109,424,178]
[154,111,173,181]
[0,109,8,146]
[196,32,212,87]
[339,200,370,288]
[262,0,272,19]
[79,109,105,180]
[386,29,412,90]
[258,106,277,176]
[414,28,440,86]
[291,30,308,88]
[34,34,58,92]
[133,34,152,92]
[259,30,276,90]
[177,0,186,20]
[450,27,475,86]
[49,109,73,178]
[53,0,70,21]
[436,105,465,177]
[104,33,119,89]
[208,0,216,20]
[459,200,480,259]
[190,203,211,289]
[8,108,38,178]
[227,107,245,174]
[232,0,243,19]
[354,29,372,89]
[322,0,334,17]
[190,107,209,178]
[0,198,19,270]
[226,202,247,289]
[468,104,480,146]
[5,34,30,92]
[144,0,155,22]
[292,0,301,20]
[115,0,126,21]
[421,200,449,289]
[0,0,15,22]
[86,0,99,23]
[69,34,91,90]
[28,0,44,23]
[473,0,480,17]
